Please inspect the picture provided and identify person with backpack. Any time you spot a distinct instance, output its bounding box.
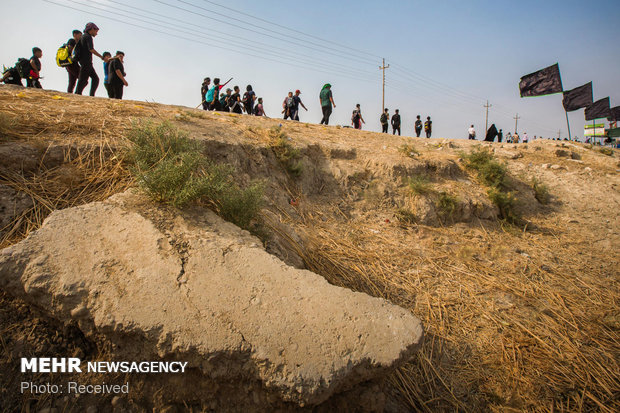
[391,109,401,135]
[380,108,389,133]
[220,88,233,111]
[243,85,256,115]
[291,90,307,121]
[415,115,423,137]
[351,103,365,129]
[63,30,82,93]
[229,86,243,114]
[283,91,294,120]
[75,22,104,96]
[255,97,267,117]
[424,116,432,138]
[319,84,336,125]
[102,52,113,98]
[200,77,211,110]
[1,65,23,86]
[26,47,43,88]
[108,51,127,99]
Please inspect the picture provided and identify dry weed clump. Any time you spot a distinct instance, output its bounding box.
[286,207,619,412]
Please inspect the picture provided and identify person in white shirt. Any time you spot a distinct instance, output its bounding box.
[523,132,529,143]
[468,125,476,140]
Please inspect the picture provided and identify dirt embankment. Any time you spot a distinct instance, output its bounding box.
[0,85,618,412]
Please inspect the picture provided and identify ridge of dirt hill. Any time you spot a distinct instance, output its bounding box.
[0,85,619,412]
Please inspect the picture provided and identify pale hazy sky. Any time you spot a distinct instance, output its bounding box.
[1,0,619,139]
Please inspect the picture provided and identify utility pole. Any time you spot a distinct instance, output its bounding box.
[379,58,390,112]
[483,100,492,133]
[514,113,520,134]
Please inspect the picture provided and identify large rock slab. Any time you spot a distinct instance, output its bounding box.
[0,191,423,408]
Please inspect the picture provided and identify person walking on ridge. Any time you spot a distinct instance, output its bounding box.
[424,116,432,138]
[200,78,211,110]
[75,22,104,96]
[351,104,365,129]
[291,89,307,121]
[415,115,423,137]
[391,109,401,135]
[27,47,43,88]
[108,51,127,99]
[243,85,256,115]
[65,30,81,93]
[468,124,476,140]
[380,108,389,133]
[319,83,335,125]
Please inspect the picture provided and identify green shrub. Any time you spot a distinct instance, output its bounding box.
[488,188,519,224]
[127,121,263,230]
[436,192,459,223]
[462,147,507,188]
[408,175,433,195]
[462,147,494,171]
[532,177,550,205]
[269,126,303,177]
[597,147,614,156]
[399,143,420,158]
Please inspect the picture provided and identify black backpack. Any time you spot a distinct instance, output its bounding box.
[380,113,388,124]
[15,58,31,78]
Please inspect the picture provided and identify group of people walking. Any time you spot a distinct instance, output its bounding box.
[1,22,128,100]
[377,109,433,137]
[200,78,266,116]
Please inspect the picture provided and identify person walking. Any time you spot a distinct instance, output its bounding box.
[200,77,211,110]
[291,89,307,121]
[380,108,389,133]
[26,47,43,88]
[523,132,529,143]
[243,85,256,115]
[424,116,432,138]
[75,22,104,96]
[229,85,243,114]
[65,30,81,93]
[468,124,476,140]
[351,103,365,129]
[102,52,112,97]
[255,97,266,116]
[498,129,503,143]
[391,109,401,135]
[415,115,423,137]
[319,83,335,125]
[108,51,127,99]
[283,91,294,120]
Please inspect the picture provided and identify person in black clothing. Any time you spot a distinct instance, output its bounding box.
[200,77,210,110]
[391,109,401,135]
[243,85,256,115]
[27,47,43,88]
[1,67,22,86]
[415,115,422,137]
[424,116,432,138]
[229,86,243,114]
[66,30,82,93]
[108,51,127,100]
[380,108,389,133]
[497,129,503,143]
[291,89,307,121]
[75,22,104,96]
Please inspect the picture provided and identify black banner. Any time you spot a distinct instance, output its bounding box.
[519,63,563,97]
[562,82,593,111]
[608,106,620,122]
[585,97,611,121]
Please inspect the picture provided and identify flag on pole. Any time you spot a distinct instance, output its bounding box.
[519,63,563,97]
[484,124,498,142]
[585,97,611,121]
[562,82,593,111]
[608,106,620,122]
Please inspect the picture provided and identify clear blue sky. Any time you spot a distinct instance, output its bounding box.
[1,0,619,139]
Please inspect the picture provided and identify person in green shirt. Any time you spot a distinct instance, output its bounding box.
[319,83,336,125]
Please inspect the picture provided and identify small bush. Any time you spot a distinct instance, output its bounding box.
[436,192,459,223]
[396,208,417,224]
[488,188,519,224]
[269,126,303,177]
[532,177,550,205]
[597,147,614,156]
[408,175,433,195]
[462,147,507,188]
[399,143,420,158]
[462,147,494,171]
[127,121,263,230]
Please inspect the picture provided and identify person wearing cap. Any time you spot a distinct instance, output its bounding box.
[319,83,335,125]
[75,22,104,96]
[108,51,127,99]
[291,89,307,121]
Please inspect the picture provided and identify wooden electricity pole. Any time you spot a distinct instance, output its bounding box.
[379,58,390,112]
[484,100,492,133]
[514,113,521,134]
